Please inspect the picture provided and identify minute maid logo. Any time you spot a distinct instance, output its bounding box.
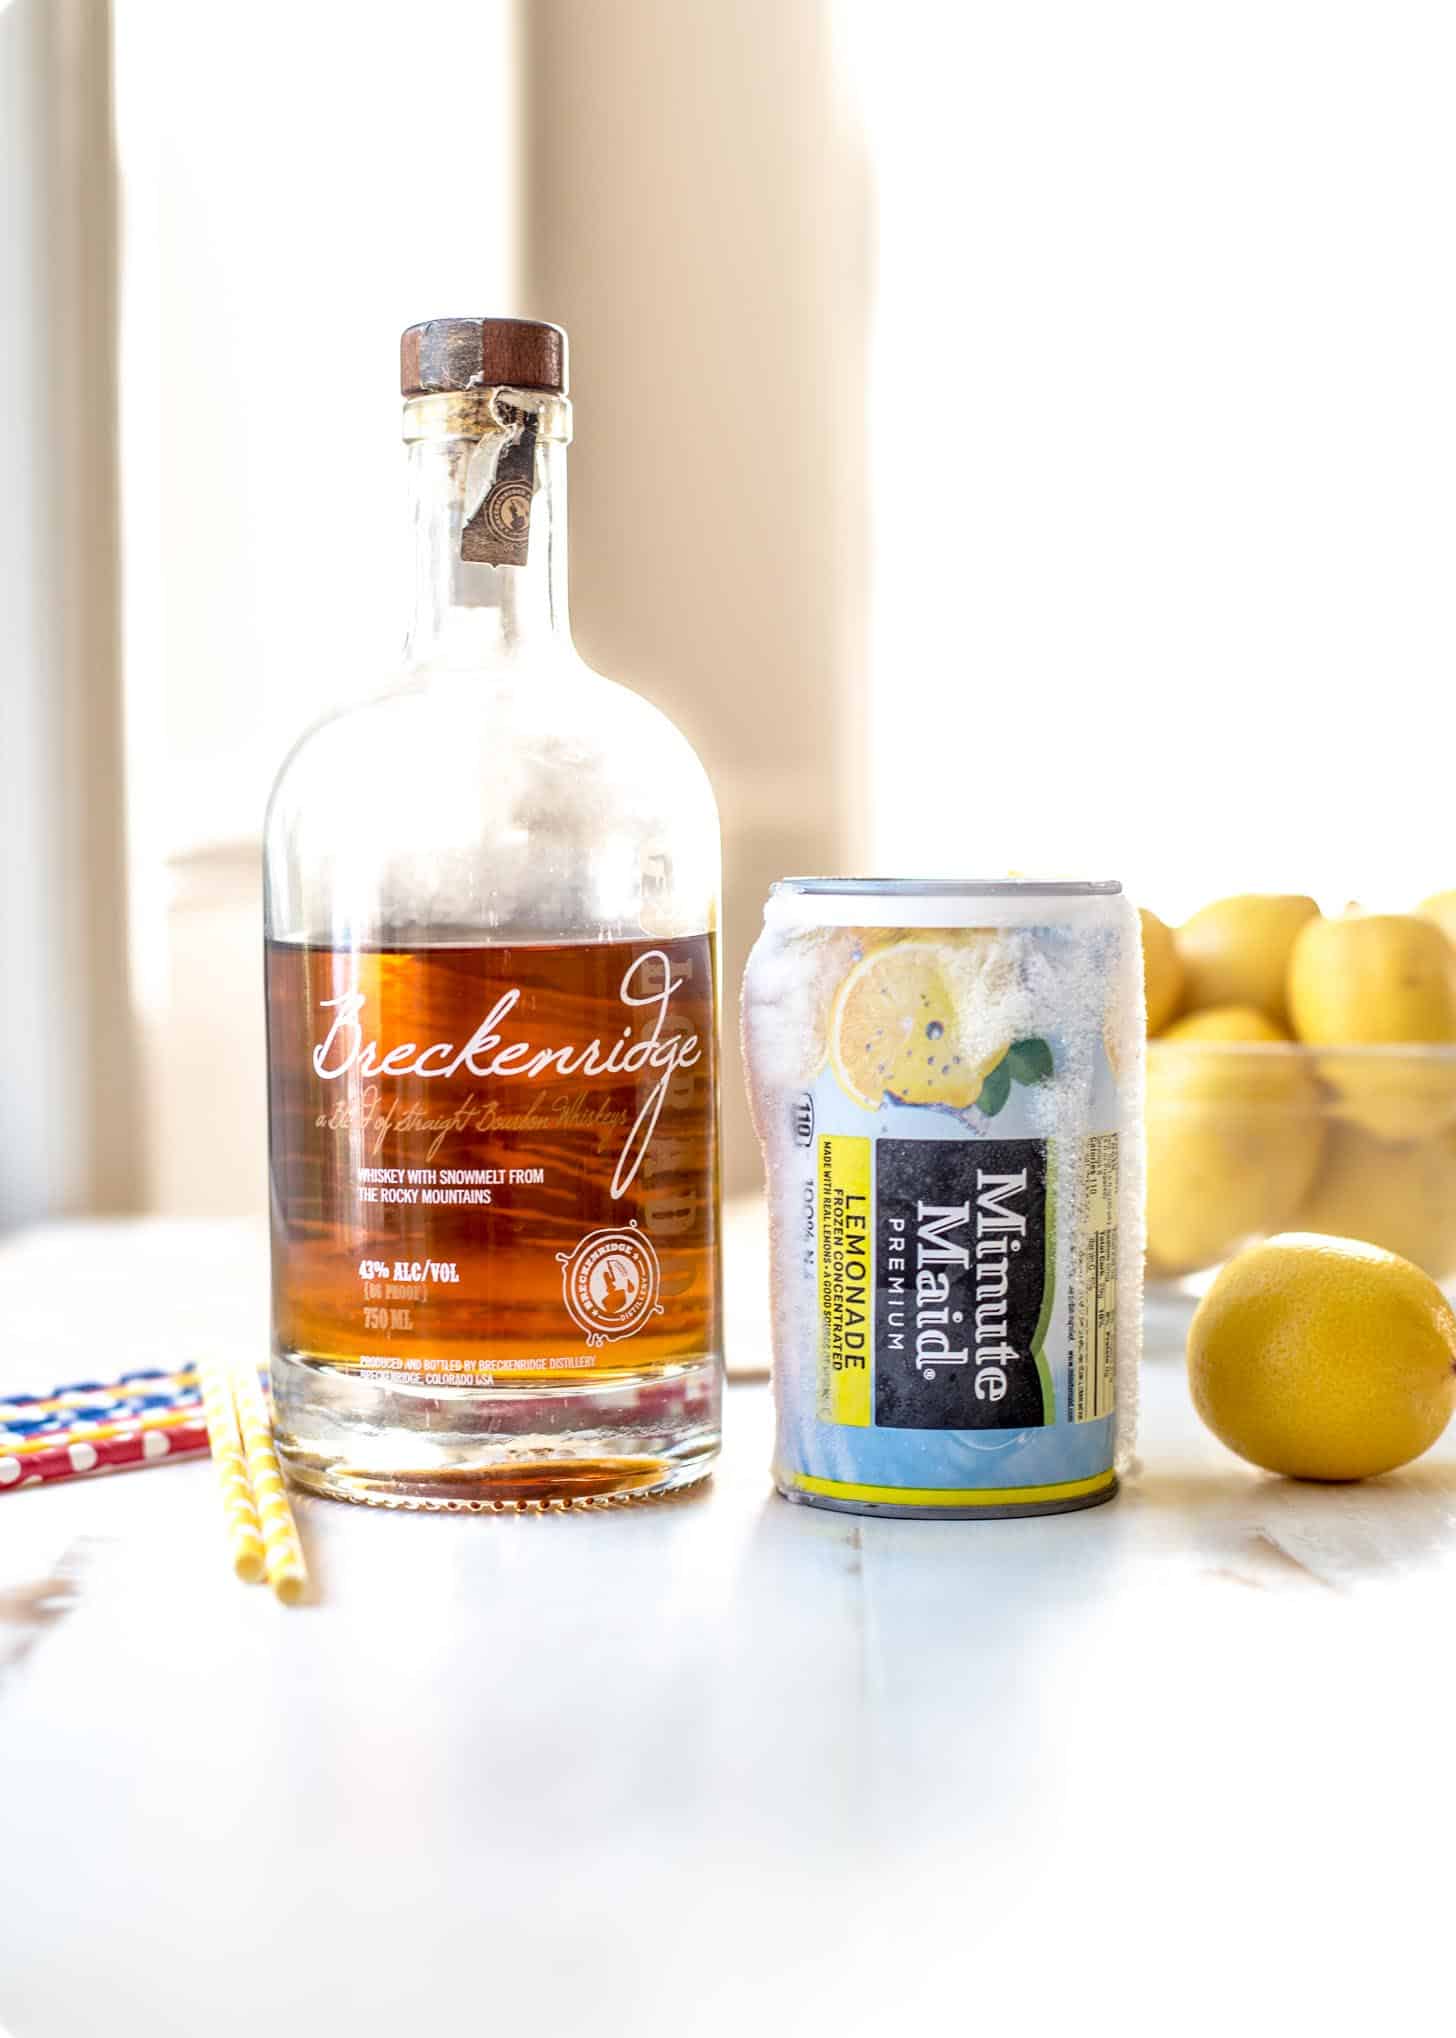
[557,1222,664,1346]
[873,1135,1054,1431]
[913,1171,1027,1399]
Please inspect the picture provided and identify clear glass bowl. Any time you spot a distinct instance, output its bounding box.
[1146,1041,1456,1289]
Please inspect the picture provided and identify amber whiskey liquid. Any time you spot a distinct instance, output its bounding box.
[267,933,721,1508]
[266,932,721,1505]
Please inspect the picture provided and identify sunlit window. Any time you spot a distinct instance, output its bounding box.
[853,3,1456,918]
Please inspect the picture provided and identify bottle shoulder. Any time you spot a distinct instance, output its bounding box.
[266,655,715,833]
[263,653,719,944]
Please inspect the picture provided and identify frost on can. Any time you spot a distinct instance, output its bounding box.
[741,880,1145,1519]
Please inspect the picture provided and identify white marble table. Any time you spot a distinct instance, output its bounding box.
[2,1220,1454,2035]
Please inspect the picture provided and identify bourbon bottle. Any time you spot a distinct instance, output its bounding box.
[264,318,722,1508]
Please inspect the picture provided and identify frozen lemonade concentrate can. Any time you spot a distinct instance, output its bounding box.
[742,880,1145,1518]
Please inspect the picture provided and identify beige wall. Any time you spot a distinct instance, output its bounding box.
[1,0,140,1225]
[142,846,266,1217]
[521,0,872,1193]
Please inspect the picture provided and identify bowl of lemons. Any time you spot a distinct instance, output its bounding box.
[1142,891,1456,1289]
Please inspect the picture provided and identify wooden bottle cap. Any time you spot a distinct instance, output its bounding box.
[400,318,568,398]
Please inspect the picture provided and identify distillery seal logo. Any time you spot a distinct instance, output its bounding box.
[484,476,532,545]
[557,1222,664,1344]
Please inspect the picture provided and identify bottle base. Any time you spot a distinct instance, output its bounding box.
[269,1349,722,1512]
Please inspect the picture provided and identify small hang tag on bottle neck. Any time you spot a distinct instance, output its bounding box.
[461,412,538,568]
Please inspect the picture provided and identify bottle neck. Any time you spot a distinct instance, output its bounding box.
[402,390,572,669]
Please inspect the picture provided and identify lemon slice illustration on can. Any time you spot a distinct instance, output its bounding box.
[828,933,1015,1110]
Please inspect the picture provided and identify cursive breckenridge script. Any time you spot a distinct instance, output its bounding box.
[312,950,701,1196]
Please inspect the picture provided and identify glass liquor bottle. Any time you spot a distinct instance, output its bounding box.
[263,318,722,1509]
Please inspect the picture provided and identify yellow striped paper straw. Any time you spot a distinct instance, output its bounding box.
[232,1362,308,1605]
[198,1355,265,1584]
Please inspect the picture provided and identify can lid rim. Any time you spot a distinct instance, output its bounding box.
[770,877,1124,898]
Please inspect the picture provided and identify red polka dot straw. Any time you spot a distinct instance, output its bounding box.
[0,1367,210,1493]
[0,1417,210,1490]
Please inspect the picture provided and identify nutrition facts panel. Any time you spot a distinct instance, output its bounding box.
[1072,1133,1118,1423]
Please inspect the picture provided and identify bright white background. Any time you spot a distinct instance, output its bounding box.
[856,3,1456,920]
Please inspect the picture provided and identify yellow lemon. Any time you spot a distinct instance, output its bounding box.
[1288,911,1456,1043]
[1178,893,1319,1028]
[1287,913,1456,1138]
[1312,1049,1456,1142]
[1139,907,1184,1034]
[1188,1233,1456,1480]
[1417,890,1456,948]
[1293,1120,1456,1284]
[1160,1005,1288,1047]
[829,934,1012,1110]
[1146,1005,1323,1277]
